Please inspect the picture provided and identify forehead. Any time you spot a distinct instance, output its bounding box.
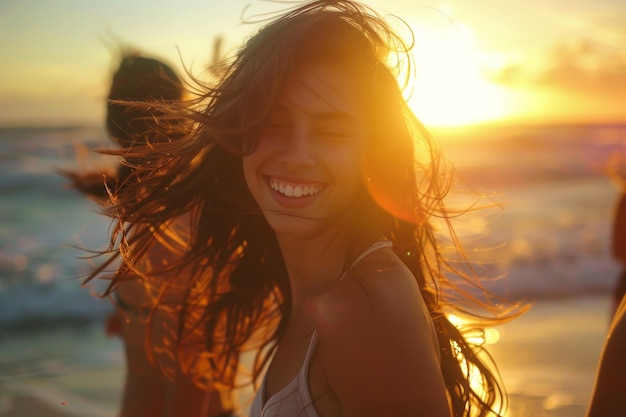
[277,62,364,119]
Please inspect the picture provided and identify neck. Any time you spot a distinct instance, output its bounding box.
[276,226,352,309]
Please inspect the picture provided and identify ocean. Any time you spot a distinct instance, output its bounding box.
[0,126,119,330]
[0,123,624,329]
[0,123,624,417]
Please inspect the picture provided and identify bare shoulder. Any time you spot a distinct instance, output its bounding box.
[312,248,450,416]
[316,248,431,334]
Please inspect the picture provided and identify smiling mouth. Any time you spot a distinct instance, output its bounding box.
[267,177,324,198]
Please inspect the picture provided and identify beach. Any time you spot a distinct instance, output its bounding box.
[1,124,623,416]
[0,295,611,417]
[489,296,610,417]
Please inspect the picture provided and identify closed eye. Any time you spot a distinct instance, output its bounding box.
[312,112,360,141]
[314,121,356,142]
[315,128,351,140]
[262,111,290,135]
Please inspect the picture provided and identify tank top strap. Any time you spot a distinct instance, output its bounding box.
[340,240,392,281]
[302,330,319,370]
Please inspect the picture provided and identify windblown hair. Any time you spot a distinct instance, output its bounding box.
[106,54,184,150]
[87,1,522,416]
[62,52,184,199]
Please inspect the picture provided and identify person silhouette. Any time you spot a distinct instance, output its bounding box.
[586,293,626,417]
[586,190,626,417]
[610,192,626,316]
[64,51,236,417]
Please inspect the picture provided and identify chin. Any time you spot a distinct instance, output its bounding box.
[263,211,328,237]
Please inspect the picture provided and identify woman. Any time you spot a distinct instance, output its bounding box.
[65,52,235,417]
[88,2,522,416]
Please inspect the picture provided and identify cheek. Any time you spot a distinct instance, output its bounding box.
[242,155,259,192]
[330,148,365,194]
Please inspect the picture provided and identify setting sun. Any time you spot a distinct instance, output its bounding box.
[403,19,515,127]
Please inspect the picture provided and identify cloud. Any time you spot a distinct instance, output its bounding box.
[487,31,626,97]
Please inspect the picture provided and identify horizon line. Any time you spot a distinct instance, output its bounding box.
[1,119,625,131]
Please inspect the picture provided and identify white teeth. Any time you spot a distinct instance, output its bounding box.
[269,178,322,198]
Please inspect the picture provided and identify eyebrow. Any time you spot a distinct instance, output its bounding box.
[311,111,358,123]
[273,103,357,121]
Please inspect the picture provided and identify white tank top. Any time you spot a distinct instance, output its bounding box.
[249,240,393,417]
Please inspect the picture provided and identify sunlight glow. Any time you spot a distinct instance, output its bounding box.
[405,21,515,127]
[447,312,505,415]
[447,313,502,346]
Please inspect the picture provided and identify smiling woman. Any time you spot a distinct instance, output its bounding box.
[243,62,367,236]
[83,1,524,416]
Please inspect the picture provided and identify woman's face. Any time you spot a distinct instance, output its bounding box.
[242,62,368,237]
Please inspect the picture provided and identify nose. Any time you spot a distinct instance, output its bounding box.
[278,124,315,167]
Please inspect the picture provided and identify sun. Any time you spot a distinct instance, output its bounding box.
[403,20,515,127]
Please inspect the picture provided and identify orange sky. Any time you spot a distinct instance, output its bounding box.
[402,1,626,126]
[0,0,624,127]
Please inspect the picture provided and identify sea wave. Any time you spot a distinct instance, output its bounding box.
[1,123,623,330]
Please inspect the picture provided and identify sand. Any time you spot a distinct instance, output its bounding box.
[488,295,610,417]
[0,295,611,417]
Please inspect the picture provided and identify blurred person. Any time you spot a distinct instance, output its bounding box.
[610,192,626,316]
[586,150,626,416]
[63,51,236,417]
[586,294,626,417]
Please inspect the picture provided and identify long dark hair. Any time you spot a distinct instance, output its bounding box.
[87,2,523,415]
[61,52,184,199]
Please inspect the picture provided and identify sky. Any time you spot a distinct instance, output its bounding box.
[1,0,625,128]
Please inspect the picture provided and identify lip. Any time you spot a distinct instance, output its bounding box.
[264,175,325,209]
